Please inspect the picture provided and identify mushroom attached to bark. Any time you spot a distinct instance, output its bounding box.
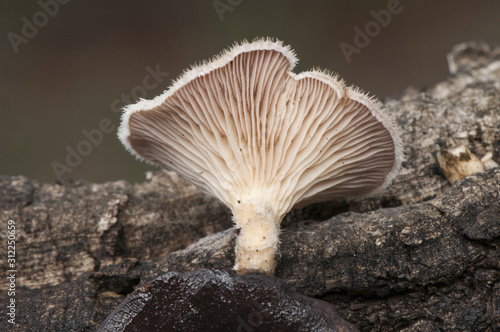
[119,39,402,274]
[437,145,485,184]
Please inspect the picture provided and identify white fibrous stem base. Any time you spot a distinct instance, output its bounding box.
[232,202,280,274]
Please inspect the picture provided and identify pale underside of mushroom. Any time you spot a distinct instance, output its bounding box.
[119,38,402,274]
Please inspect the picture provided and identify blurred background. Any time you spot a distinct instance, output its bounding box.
[1,1,500,184]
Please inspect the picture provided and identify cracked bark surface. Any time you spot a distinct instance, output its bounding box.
[1,41,499,331]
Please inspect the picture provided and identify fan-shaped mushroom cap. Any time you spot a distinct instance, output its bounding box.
[119,38,402,274]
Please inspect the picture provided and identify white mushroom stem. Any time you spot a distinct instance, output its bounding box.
[232,202,280,274]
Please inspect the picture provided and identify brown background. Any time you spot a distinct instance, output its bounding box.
[1,0,500,183]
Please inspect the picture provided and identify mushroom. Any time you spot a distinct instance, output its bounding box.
[437,145,486,184]
[119,38,402,274]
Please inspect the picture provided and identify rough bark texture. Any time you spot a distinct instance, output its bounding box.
[1,41,499,331]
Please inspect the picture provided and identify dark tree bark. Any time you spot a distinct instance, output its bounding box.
[1,41,499,331]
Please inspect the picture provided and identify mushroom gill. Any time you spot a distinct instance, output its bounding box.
[119,38,402,274]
